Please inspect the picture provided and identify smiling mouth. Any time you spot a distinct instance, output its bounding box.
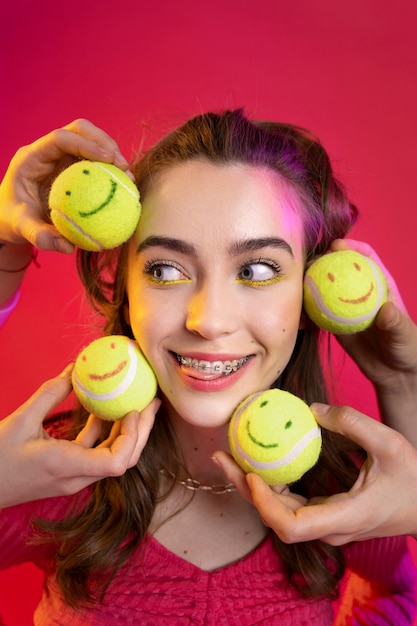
[176,354,249,375]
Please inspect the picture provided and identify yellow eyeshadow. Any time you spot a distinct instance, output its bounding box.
[236,275,285,287]
[147,276,192,286]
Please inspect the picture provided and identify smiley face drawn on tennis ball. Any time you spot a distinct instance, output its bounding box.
[72,335,157,421]
[49,161,141,251]
[228,389,322,485]
[303,250,387,334]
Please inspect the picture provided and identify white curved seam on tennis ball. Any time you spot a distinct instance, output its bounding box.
[51,210,102,249]
[74,341,138,401]
[95,163,139,201]
[233,425,321,470]
[304,261,385,325]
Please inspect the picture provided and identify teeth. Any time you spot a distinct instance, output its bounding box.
[177,355,248,375]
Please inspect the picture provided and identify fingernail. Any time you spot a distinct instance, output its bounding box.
[310,402,330,415]
[59,363,74,377]
[97,147,112,159]
[211,455,222,469]
[55,238,74,254]
[115,151,129,166]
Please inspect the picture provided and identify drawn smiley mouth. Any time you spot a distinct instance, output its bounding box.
[246,420,279,449]
[77,179,117,218]
[88,358,128,381]
[338,281,374,305]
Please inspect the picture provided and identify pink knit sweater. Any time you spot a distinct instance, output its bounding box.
[0,494,415,625]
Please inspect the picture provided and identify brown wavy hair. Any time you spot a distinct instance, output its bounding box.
[40,110,361,609]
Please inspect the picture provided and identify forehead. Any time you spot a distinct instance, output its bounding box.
[137,160,305,256]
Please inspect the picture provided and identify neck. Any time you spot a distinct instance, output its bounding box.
[165,405,230,483]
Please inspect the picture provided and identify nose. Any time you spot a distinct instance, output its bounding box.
[185,279,239,339]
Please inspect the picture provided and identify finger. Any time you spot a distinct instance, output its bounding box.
[127,397,161,465]
[330,238,407,312]
[74,414,104,448]
[18,127,128,178]
[94,412,141,476]
[12,364,74,429]
[310,404,399,459]
[117,411,142,467]
[62,120,130,169]
[20,218,75,253]
[330,238,386,262]
[95,398,160,473]
[374,302,416,348]
[212,451,253,502]
[247,473,307,537]
[247,473,353,544]
[67,418,137,479]
[98,418,122,449]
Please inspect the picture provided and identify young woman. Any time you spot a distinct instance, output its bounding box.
[0,111,416,624]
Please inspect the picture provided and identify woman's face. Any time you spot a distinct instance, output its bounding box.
[126,160,306,428]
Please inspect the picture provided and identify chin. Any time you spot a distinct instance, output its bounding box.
[162,394,237,430]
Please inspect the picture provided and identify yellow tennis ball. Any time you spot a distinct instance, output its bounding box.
[303,250,387,334]
[72,335,157,421]
[228,389,321,485]
[49,160,141,251]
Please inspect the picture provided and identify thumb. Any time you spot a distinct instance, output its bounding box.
[21,218,75,254]
[375,301,404,332]
[310,402,393,458]
[14,364,74,429]
[375,301,417,348]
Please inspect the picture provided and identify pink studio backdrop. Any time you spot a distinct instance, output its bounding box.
[1,1,417,623]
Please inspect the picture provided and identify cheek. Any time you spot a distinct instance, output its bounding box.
[262,283,304,333]
[128,304,158,353]
[257,289,303,359]
[126,291,181,371]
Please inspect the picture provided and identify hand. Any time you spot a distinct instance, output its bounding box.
[329,239,417,445]
[0,365,159,508]
[329,238,417,386]
[0,119,132,253]
[216,404,417,545]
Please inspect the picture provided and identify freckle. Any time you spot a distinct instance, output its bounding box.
[282,328,286,332]
[244,530,250,536]
[194,447,198,452]
[220,512,224,517]
[183,550,188,555]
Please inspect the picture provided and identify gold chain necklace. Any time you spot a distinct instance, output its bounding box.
[160,468,237,494]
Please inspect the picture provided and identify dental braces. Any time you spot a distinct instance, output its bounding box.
[176,355,248,375]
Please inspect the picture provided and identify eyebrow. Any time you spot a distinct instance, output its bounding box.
[136,235,294,258]
[229,237,294,258]
[137,236,197,256]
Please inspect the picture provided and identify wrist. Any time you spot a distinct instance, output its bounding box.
[0,242,35,272]
[0,244,39,310]
[374,370,417,403]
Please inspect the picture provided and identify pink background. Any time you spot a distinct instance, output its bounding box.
[1,0,417,622]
